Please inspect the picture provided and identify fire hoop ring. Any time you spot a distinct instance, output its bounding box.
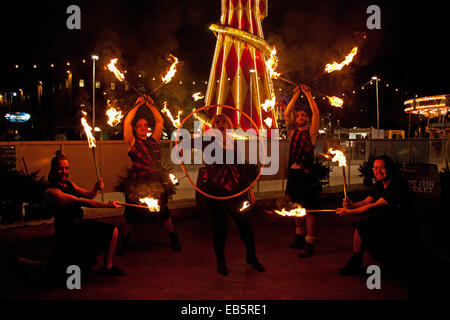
[174,105,266,200]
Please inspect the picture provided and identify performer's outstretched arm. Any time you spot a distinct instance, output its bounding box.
[301,84,320,146]
[124,97,146,150]
[71,179,103,200]
[284,85,301,139]
[45,188,120,209]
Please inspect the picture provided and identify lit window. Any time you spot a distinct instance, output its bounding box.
[79,79,85,87]
[95,81,101,89]
[111,82,116,90]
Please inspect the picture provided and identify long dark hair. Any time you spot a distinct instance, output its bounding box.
[48,150,67,185]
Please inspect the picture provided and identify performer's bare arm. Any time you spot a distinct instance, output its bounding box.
[301,84,319,146]
[337,196,387,215]
[343,195,376,209]
[45,188,120,208]
[144,95,164,142]
[284,85,301,140]
[124,97,145,150]
[71,179,103,200]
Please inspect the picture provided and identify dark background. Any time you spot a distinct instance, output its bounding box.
[0,0,448,136]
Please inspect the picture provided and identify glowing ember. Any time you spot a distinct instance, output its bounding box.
[261,97,276,112]
[106,101,124,127]
[323,148,347,167]
[274,205,306,217]
[161,54,179,84]
[169,173,179,185]
[239,201,250,212]
[264,117,273,128]
[81,111,96,148]
[192,92,204,101]
[326,96,344,108]
[161,102,182,128]
[265,47,281,79]
[139,197,160,212]
[325,47,358,73]
[107,58,125,82]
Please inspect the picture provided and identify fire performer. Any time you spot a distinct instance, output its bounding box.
[336,156,419,276]
[284,84,320,258]
[45,151,125,281]
[119,94,182,252]
[185,114,264,275]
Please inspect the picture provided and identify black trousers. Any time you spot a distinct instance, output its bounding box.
[205,198,257,265]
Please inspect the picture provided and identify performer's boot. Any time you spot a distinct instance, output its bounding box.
[338,253,364,276]
[289,234,306,249]
[169,232,182,251]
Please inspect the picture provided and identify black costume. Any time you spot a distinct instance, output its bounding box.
[285,128,318,208]
[48,181,115,275]
[195,138,259,266]
[355,175,419,265]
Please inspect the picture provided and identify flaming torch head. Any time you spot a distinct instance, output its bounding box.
[265,47,281,79]
[261,97,276,112]
[169,173,179,185]
[324,148,347,167]
[326,96,344,108]
[107,58,125,82]
[161,54,179,84]
[274,205,306,218]
[139,197,160,212]
[81,111,96,148]
[106,102,124,127]
[239,201,250,212]
[325,47,358,73]
[161,102,182,128]
[192,92,205,101]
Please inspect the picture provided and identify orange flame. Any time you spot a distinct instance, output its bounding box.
[106,101,124,127]
[323,148,347,167]
[161,54,179,84]
[169,173,179,185]
[274,205,306,217]
[261,97,276,112]
[192,92,204,101]
[325,47,358,73]
[326,96,344,108]
[162,102,182,128]
[81,111,96,148]
[107,58,125,82]
[265,47,281,79]
[264,117,273,128]
[239,201,250,212]
[139,197,160,212]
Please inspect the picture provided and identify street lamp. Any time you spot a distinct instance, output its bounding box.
[92,55,99,128]
[372,76,380,130]
[249,69,256,121]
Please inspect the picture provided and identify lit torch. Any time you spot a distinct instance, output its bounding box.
[274,205,307,218]
[106,100,124,127]
[326,96,344,108]
[323,148,348,198]
[265,47,281,79]
[161,102,182,128]
[150,54,179,94]
[139,197,160,213]
[192,92,204,101]
[169,173,179,185]
[80,111,100,179]
[324,47,358,74]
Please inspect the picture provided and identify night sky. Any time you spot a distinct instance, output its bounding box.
[1,0,449,130]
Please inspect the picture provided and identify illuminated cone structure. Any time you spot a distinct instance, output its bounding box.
[205,0,277,131]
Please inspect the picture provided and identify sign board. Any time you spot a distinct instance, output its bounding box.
[0,145,16,169]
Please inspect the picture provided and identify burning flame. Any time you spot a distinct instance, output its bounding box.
[274,205,306,217]
[239,201,250,212]
[161,102,182,128]
[81,111,96,148]
[261,97,276,112]
[326,96,344,108]
[161,54,179,84]
[139,197,160,212]
[323,148,347,167]
[265,47,281,79]
[264,117,273,128]
[325,47,358,73]
[107,58,125,82]
[192,92,204,101]
[106,101,124,127]
[169,173,179,185]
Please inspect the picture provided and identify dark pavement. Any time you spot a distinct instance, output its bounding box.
[0,191,448,300]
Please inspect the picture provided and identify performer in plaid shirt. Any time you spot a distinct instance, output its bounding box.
[120,94,182,253]
[284,84,320,258]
